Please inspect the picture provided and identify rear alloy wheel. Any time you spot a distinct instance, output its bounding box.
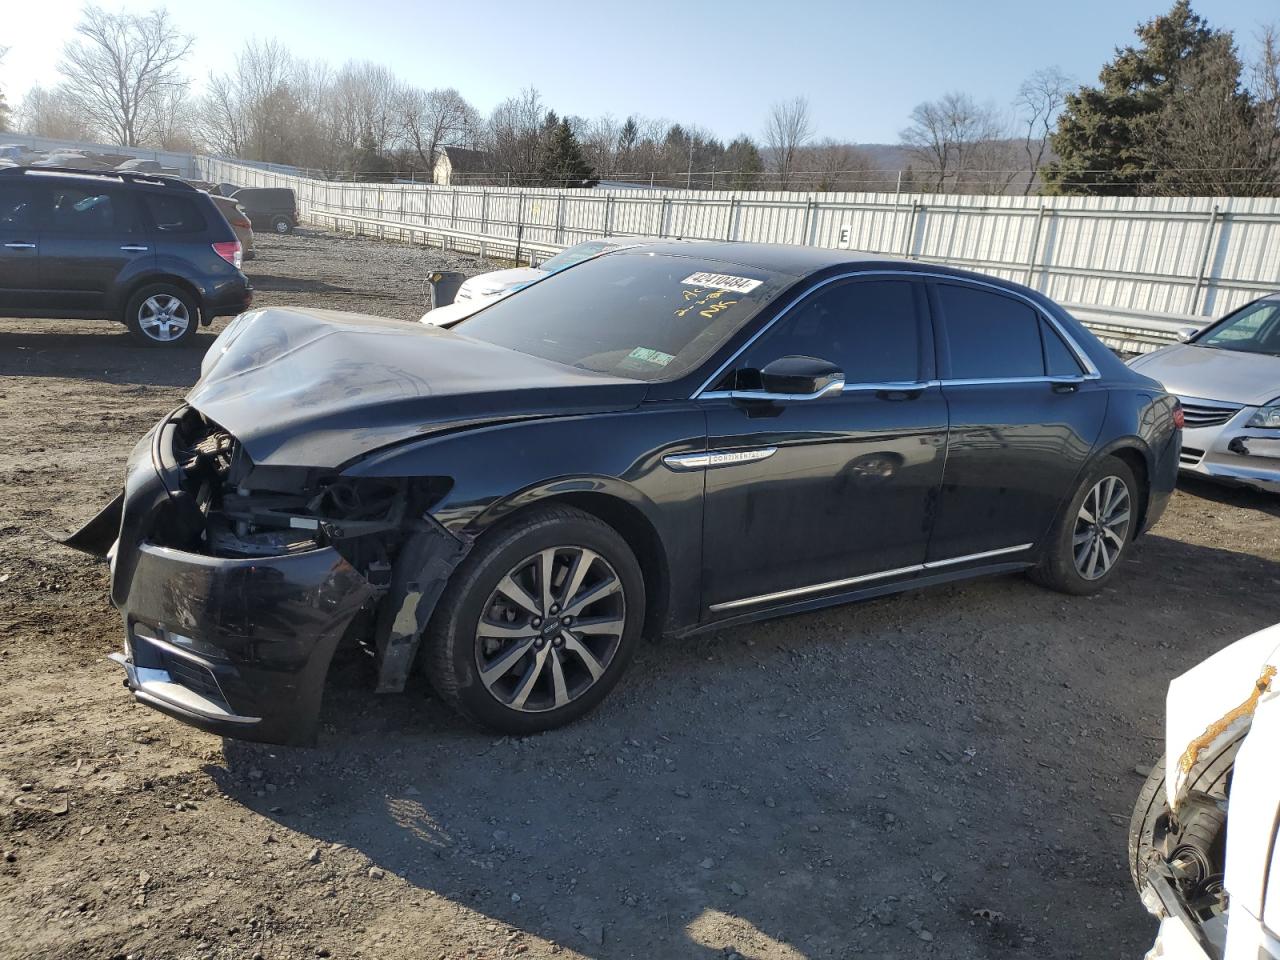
[271,215,293,234]
[424,505,644,734]
[124,283,200,347]
[1030,455,1139,595]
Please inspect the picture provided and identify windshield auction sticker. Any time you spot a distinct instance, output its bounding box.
[681,272,762,294]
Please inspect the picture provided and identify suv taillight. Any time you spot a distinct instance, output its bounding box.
[213,240,242,270]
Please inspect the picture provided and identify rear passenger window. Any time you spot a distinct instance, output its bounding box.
[145,194,206,233]
[937,284,1043,379]
[45,187,138,234]
[738,278,924,385]
[1041,319,1084,376]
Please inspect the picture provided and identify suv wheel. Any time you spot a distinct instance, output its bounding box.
[124,283,200,347]
[423,505,645,734]
[1030,455,1139,595]
[271,216,293,234]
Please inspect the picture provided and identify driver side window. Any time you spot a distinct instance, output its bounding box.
[731,278,926,389]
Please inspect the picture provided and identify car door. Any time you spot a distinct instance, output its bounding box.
[926,279,1108,564]
[37,183,151,316]
[696,275,948,616]
[0,181,44,311]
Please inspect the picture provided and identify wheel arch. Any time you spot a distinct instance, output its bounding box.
[117,274,204,325]
[1090,437,1153,533]
[466,480,672,640]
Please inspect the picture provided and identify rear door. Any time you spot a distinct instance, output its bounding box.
[926,280,1107,564]
[0,181,44,311]
[37,183,151,316]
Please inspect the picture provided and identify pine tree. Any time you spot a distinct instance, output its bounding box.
[539,118,596,187]
[1042,0,1223,194]
[724,135,764,190]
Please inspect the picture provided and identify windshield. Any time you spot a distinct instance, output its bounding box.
[538,240,620,273]
[1196,299,1280,356]
[454,252,793,382]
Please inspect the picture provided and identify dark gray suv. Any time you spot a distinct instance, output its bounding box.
[0,166,253,346]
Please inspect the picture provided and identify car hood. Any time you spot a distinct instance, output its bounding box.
[462,266,544,295]
[188,307,648,468]
[1129,343,1280,406]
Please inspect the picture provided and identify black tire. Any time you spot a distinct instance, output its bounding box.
[1030,455,1139,595]
[271,215,293,234]
[1128,757,1168,894]
[1128,742,1240,894]
[423,505,645,734]
[123,283,201,347]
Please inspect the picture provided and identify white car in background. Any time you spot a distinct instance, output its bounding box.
[1128,294,1280,494]
[1130,623,1280,960]
[421,236,683,327]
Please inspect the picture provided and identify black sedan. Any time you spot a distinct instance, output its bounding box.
[63,242,1182,744]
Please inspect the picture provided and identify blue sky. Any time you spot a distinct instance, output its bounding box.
[3,0,1277,143]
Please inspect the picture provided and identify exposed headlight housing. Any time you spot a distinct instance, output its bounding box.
[1246,400,1280,429]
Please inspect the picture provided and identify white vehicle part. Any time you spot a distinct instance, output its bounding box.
[1143,913,1224,960]
[1222,683,1280,956]
[1165,624,1280,812]
[419,299,488,327]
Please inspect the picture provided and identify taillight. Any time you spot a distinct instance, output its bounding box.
[1173,404,1185,430]
[212,240,242,270]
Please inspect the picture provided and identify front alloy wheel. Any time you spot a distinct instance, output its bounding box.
[423,504,645,734]
[476,547,626,712]
[1073,475,1131,580]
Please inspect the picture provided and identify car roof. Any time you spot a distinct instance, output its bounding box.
[612,240,975,279]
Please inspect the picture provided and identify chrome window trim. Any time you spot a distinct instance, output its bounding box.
[707,542,1033,612]
[690,269,1099,400]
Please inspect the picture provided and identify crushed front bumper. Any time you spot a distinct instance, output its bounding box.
[63,410,377,745]
[110,541,373,744]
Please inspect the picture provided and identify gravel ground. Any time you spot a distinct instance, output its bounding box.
[1,227,1278,960]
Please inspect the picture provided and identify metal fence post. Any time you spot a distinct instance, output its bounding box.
[1188,204,1220,316]
[1025,206,1048,288]
[556,194,566,244]
[726,197,739,241]
[450,190,457,229]
[903,202,920,258]
[480,190,488,235]
[604,194,614,237]
[799,197,813,245]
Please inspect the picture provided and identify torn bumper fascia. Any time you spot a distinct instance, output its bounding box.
[112,542,375,744]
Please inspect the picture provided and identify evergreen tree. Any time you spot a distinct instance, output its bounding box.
[539,117,597,187]
[1042,0,1223,194]
[724,135,764,190]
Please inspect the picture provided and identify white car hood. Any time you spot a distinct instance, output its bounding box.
[461,266,544,297]
[1130,343,1280,407]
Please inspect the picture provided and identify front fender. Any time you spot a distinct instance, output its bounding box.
[1165,623,1280,813]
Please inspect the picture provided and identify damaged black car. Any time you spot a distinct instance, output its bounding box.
[62,242,1182,745]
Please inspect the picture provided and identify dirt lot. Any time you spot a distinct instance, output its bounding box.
[1,227,1278,960]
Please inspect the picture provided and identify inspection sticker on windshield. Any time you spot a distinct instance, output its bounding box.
[627,346,675,367]
[681,272,762,294]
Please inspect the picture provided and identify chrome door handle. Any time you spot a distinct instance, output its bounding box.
[120,244,149,252]
[3,241,35,249]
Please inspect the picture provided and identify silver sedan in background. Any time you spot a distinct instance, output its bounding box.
[1129,293,1280,494]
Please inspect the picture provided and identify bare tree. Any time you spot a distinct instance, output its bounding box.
[1252,24,1280,179]
[399,87,480,174]
[797,138,876,191]
[56,6,193,145]
[16,84,93,140]
[0,46,10,133]
[900,92,1012,193]
[764,96,814,189]
[1015,67,1073,194]
[486,87,547,183]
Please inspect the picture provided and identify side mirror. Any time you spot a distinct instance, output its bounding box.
[732,356,845,401]
[1176,327,1200,343]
